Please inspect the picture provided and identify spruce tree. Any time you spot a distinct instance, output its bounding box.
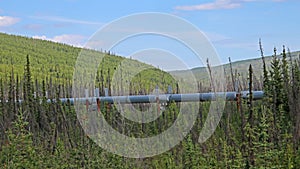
[269,48,283,145]
[281,46,291,130]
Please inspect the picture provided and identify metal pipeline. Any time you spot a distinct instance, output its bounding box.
[1,91,264,105]
[60,90,264,105]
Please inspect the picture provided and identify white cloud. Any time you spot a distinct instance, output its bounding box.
[30,15,103,26]
[175,0,240,11]
[52,34,85,46]
[0,16,20,27]
[32,35,47,40]
[175,0,287,11]
[33,34,86,47]
[85,40,106,50]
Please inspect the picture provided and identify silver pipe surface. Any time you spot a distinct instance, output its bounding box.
[1,91,264,105]
[61,91,264,105]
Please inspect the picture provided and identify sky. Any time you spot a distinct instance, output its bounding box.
[0,0,299,70]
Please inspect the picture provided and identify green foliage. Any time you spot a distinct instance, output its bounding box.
[0,33,175,88]
[0,33,300,168]
[0,111,43,168]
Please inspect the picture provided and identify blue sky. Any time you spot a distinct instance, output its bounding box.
[0,0,299,70]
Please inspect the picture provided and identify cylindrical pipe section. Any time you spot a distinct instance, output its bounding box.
[60,91,264,105]
[1,91,264,105]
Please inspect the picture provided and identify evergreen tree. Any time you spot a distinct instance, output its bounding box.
[269,48,283,145]
[281,46,291,130]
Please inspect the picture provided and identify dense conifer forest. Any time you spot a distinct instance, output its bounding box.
[0,33,300,168]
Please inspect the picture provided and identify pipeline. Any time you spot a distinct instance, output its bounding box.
[1,90,264,105]
[70,90,263,105]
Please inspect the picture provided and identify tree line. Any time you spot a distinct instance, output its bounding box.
[0,44,300,168]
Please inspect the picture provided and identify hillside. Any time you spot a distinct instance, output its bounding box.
[0,33,175,93]
[1,32,300,168]
[170,50,300,88]
[1,32,299,93]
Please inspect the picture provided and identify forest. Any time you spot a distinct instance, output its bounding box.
[0,33,300,168]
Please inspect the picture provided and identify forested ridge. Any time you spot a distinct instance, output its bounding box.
[0,33,300,168]
[0,32,174,89]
